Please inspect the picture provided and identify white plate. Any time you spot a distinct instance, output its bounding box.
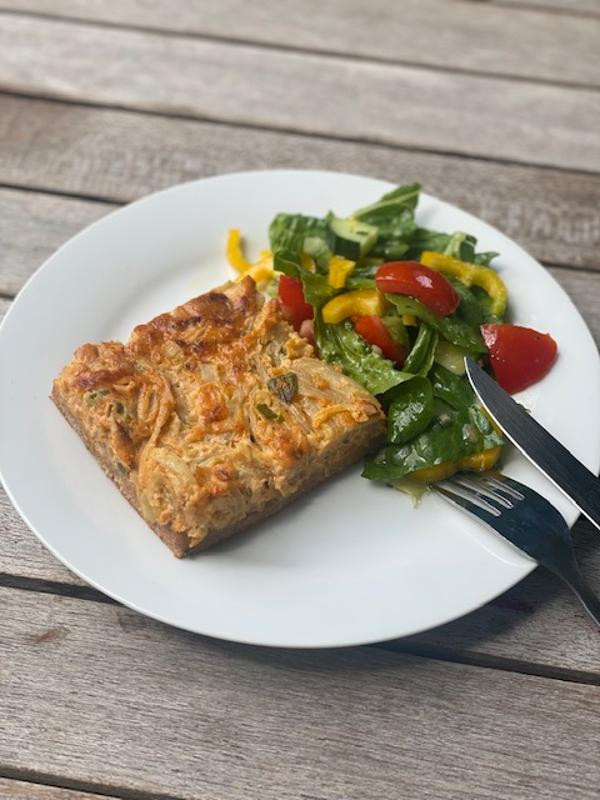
[1,170,598,647]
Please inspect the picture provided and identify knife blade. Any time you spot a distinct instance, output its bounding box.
[465,356,600,532]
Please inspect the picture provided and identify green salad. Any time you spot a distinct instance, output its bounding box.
[227,182,558,493]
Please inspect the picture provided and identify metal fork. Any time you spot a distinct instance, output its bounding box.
[434,472,600,626]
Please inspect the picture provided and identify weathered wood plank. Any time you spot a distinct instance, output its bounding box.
[0,15,599,171]
[0,482,81,585]
[1,97,599,282]
[0,188,111,296]
[396,516,600,680]
[0,299,79,584]
[2,467,598,679]
[2,262,600,678]
[3,0,600,87]
[1,181,600,677]
[1,587,599,800]
[0,778,121,800]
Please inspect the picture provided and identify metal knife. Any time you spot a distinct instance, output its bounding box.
[465,356,600,532]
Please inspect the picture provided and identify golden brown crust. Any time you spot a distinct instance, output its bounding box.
[52,277,385,556]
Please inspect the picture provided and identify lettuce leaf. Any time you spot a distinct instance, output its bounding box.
[269,213,329,253]
[314,316,412,396]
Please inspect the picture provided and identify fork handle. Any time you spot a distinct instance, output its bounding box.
[547,557,600,627]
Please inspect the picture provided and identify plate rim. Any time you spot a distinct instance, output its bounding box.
[1,168,598,648]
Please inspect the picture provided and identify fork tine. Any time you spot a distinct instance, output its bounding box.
[479,474,525,501]
[450,474,514,509]
[435,482,502,522]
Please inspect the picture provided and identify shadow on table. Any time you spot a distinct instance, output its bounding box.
[177,516,600,677]
[383,515,600,664]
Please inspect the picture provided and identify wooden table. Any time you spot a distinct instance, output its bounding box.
[1,2,599,798]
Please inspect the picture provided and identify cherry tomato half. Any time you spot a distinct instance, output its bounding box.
[354,315,407,365]
[375,261,459,317]
[481,323,558,394]
[278,275,313,331]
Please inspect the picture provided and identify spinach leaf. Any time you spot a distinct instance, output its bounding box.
[314,316,411,396]
[429,364,474,410]
[403,324,438,376]
[387,377,434,445]
[353,182,421,222]
[449,280,485,327]
[363,403,503,481]
[443,231,498,266]
[353,183,420,259]
[371,240,411,260]
[386,295,486,355]
[382,314,410,349]
[443,231,471,259]
[472,251,499,267]
[401,228,453,260]
[449,279,503,326]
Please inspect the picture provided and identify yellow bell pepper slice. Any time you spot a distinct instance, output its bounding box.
[461,447,502,472]
[328,256,356,289]
[420,251,507,317]
[236,253,275,286]
[409,446,502,483]
[322,289,387,324]
[226,228,253,273]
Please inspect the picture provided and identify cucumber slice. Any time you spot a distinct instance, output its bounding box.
[327,215,378,259]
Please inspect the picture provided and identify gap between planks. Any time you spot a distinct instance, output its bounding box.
[490,0,600,19]
[1,586,599,799]
[0,178,123,207]
[2,0,600,87]
[0,771,184,800]
[0,5,596,94]
[0,14,599,172]
[1,95,599,287]
[1,574,598,687]
[2,87,599,181]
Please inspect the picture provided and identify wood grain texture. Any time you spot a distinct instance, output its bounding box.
[0,778,121,800]
[397,517,600,680]
[0,14,599,171]
[1,184,600,677]
[3,0,600,86]
[1,96,599,283]
[0,188,111,296]
[1,587,599,800]
[0,298,80,584]
[2,469,598,679]
[492,0,600,14]
[2,265,600,679]
[0,483,82,585]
